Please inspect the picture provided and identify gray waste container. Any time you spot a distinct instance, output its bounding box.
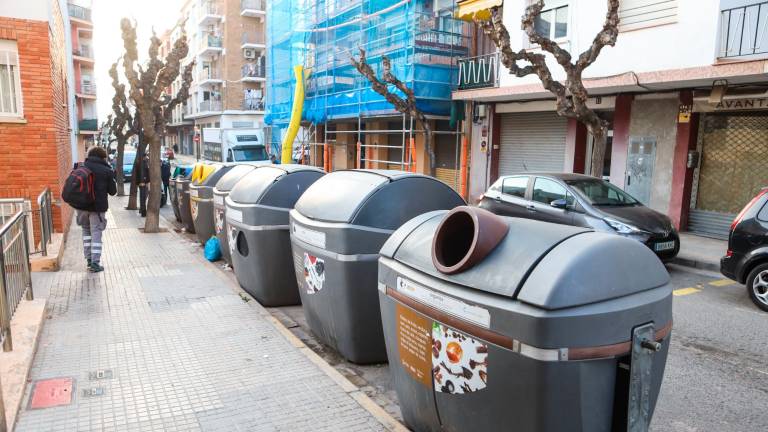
[177,175,195,234]
[170,166,192,223]
[191,165,236,245]
[228,165,325,306]
[213,164,258,266]
[289,170,465,364]
[378,206,673,432]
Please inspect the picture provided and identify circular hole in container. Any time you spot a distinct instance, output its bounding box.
[236,231,249,257]
[433,210,476,269]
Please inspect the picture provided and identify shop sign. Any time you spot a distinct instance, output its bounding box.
[695,97,768,112]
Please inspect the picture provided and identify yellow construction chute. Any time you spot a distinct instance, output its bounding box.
[281,65,306,164]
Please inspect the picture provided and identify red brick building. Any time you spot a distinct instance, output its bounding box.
[0,1,74,233]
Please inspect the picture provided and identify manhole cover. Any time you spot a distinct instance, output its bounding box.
[29,377,74,410]
[89,369,113,380]
[82,387,105,397]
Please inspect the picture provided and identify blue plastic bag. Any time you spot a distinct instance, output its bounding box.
[204,236,222,262]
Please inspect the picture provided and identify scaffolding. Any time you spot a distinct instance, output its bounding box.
[266,0,469,181]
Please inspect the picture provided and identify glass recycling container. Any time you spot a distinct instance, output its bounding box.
[378,206,673,432]
[289,170,465,364]
[213,164,258,266]
[191,164,235,245]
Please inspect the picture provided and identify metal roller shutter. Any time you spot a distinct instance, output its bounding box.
[498,112,567,175]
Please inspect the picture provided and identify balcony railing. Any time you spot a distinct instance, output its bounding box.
[457,52,499,90]
[243,97,265,111]
[78,118,98,131]
[719,1,768,58]
[79,83,96,95]
[241,32,266,47]
[201,1,219,15]
[241,0,266,12]
[198,69,222,82]
[201,35,223,50]
[199,100,222,113]
[67,3,92,21]
[73,45,93,59]
[242,63,266,79]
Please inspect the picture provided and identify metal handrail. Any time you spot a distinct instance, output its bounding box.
[37,188,53,257]
[0,210,33,353]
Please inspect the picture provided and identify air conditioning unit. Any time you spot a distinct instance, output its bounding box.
[243,48,256,59]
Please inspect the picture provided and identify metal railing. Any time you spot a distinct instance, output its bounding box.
[719,2,768,58]
[0,211,34,353]
[199,100,223,112]
[67,2,92,21]
[201,35,223,50]
[243,97,265,111]
[74,45,93,58]
[198,69,222,82]
[0,199,33,251]
[37,189,53,257]
[241,0,266,12]
[80,82,97,95]
[242,62,266,79]
[201,1,219,15]
[458,52,499,90]
[241,32,266,46]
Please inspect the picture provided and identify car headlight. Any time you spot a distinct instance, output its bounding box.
[604,217,643,235]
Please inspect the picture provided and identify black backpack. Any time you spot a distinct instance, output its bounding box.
[62,163,95,210]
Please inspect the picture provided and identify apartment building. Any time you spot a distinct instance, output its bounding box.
[455,0,768,238]
[166,0,267,159]
[68,0,96,160]
[0,0,75,233]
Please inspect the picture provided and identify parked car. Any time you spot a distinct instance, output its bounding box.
[720,188,768,312]
[119,151,136,182]
[478,173,679,260]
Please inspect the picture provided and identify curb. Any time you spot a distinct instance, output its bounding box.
[161,213,409,432]
[670,256,720,273]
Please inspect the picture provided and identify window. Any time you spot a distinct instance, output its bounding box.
[534,3,569,40]
[565,178,639,206]
[532,177,571,205]
[502,176,528,198]
[0,41,22,117]
[619,0,677,32]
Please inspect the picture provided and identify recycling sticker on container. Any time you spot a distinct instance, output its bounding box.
[432,323,488,394]
[228,226,237,256]
[191,201,198,221]
[214,209,225,234]
[303,253,325,294]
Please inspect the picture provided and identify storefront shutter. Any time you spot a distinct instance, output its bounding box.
[498,112,567,176]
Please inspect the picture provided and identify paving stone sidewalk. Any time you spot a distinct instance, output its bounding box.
[14,199,387,432]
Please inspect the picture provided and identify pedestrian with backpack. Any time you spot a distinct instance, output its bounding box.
[62,146,117,273]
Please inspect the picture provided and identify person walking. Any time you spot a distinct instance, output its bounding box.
[75,147,117,273]
[138,153,150,217]
[161,158,171,207]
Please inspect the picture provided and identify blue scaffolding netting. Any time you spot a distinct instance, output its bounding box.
[265,0,469,154]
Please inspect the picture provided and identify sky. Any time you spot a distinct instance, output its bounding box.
[93,0,182,119]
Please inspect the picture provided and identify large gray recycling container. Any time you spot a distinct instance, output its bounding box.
[170,177,181,222]
[378,209,673,432]
[228,165,325,306]
[177,175,195,234]
[214,164,258,266]
[289,170,466,364]
[191,165,236,245]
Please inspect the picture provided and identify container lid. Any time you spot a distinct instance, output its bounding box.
[193,163,222,185]
[294,170,465,228]
[200,164,235,187]
[229,165,325,206]
[214,164,257,193]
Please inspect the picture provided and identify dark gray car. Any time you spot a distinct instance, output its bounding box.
[478,173,679,260]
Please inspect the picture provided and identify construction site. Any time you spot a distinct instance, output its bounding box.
[264,0,471,192]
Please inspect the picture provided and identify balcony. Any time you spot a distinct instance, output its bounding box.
[197,69,223,86]
[198,35,223,58]
[241,32,266,51]
[73,45,94,61]
[457,52,499,90]
[241,0,266,20]
[243,97,265,112]
[198,2,223,27]
[77,82,97,98]
[241,63,266,83]
[198,100,222,114]
[719,1,768,59]
[78,118,98,134]
[67,3,92,22]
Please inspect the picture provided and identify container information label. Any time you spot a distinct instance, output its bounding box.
[189,189,198,198]
[214,195,224,205]
[228,226,237,255]
[396,277,491,328]
[228,209,243,223]
[303,253,325,294]
[432,323,488,394]
[214,209,225,234]
[190,201,198,222]
[292,223,326,249]
[395,304,432,387]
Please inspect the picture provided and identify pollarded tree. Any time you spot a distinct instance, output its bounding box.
[475,1,620,177]
[108,62,138,197]
[119,19,194,232]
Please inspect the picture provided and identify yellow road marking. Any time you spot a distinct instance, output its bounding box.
[709,279,736,287]
[673,287,701,296]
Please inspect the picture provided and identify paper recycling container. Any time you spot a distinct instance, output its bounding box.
[378,206,673,432]
[181,163,219,233]
[227,165,325,306]
[289,170,465,364]
[170,166,191,222]
[213,164,258,266]
[176,171,195,233]
[191,164,235,245]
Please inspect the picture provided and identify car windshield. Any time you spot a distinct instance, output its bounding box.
[565,178,639,206]
[233,146,267,162]
[123,153,136,164]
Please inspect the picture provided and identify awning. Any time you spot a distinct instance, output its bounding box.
[456,0,503,22]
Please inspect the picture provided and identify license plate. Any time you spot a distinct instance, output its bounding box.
[654,240,675,252]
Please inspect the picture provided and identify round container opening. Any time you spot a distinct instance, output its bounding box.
[236,231,249,257]
[433,210,476,268]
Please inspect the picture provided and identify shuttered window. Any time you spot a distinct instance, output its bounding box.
[0,41,22,117]
[619,0,678,32]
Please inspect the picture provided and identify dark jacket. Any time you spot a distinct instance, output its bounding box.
[138,156,150,184]
[83,156,117,212]
[161,160,171,183]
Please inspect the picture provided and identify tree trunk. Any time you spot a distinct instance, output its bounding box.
[144,134,162,233]
[423,127,436,177]
[588,125,608,178]
[115,140,126,196]
[127,137,145,210]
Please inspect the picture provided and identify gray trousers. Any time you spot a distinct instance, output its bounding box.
[76,211,107,264]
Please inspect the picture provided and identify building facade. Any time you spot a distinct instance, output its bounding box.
[68,0,96,161]
[455,0,768,238]
[0,0,76,233]
[165,0,267,160]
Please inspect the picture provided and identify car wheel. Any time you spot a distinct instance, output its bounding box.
[746,263,768,312]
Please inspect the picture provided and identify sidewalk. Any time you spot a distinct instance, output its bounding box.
[13,198,391,432]
[672,232,727,273]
